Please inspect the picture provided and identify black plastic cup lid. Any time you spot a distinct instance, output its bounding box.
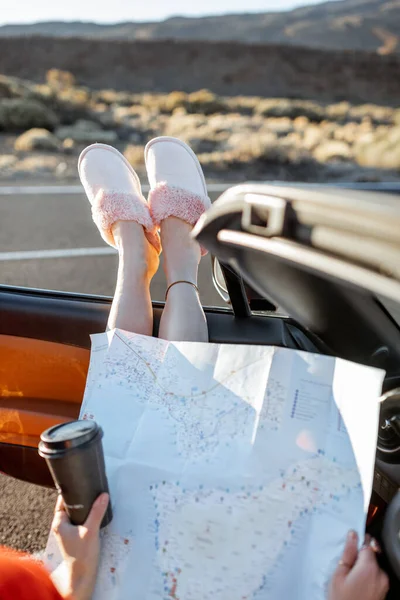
[39,420,100,454]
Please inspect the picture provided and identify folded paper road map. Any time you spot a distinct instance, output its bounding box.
[46,328,384,600]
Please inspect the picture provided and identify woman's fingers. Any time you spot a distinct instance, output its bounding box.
[52,494,70,536]
[351,544,382,582]
[378,571,390,599]
[84,493,109,532]
[335,530,359,577]
[54,494,65,513]
[331,530,359,587]
[329,532,390,600]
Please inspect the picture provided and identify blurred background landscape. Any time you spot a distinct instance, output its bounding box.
[1,0,400,184]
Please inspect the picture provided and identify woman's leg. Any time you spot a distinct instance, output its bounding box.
[108,221,159,335]
[77,143,161,336]
[158,217,208,342]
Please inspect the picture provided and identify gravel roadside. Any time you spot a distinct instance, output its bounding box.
[0,474,56,553]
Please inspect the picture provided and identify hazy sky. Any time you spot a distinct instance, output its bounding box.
[1,0,337,25]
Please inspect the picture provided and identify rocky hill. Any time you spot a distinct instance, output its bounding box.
[0,37,399,106]
[1,0,399,54]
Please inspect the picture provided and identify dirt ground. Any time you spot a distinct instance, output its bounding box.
[0,474,56,553]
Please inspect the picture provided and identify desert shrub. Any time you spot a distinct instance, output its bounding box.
[348,104,395,126]
[0,98,59,131]
[0,155,17,171]
[134,91,189,115]
[164,91,189,113]
[164,113,231,153]
[14,128,61,152]
[224,131,278,157]
[13,155,60,177]
[92,90,134,106]
[325,102,351,123]
[135,93,165,113]
[197,141,316,179]
[326,102,395,126]
[319,120,338,139]
[34,85,94,125]
[224,96,261,115]
[333,122,359,145]
[186,136,222,154]
[255,99,325,122]
[302,125,325,150]
[46,69,76,90]
[112,105,141,122]
[257,142,309,165]
[186,90,227,115]
[264,117,294,137]
[354,128,400,170]
[62,138,75,154]
[58,87,91,106]
[197,150,239,173]
[164,113,208,138]
[92,90,119,105]
[293,116,310,130]
[124,144,145,168]
[313,140,352,163]
[128,90,225,116]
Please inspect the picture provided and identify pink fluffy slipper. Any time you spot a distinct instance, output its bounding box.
[145,137,211,255]
[78,143,161,253]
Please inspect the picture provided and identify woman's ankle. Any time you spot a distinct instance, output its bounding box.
[160,217,201,284]
[113,220,159,281]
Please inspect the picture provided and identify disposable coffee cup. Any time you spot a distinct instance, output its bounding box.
[39,420,112,528]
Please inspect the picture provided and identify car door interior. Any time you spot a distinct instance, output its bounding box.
[194,183,400,589]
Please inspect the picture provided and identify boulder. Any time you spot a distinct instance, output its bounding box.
[55,119,118,143]
[14,128,61,152]
[0,98,59,132]
[0,75,30,99]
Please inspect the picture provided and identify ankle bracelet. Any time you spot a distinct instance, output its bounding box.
[165,280,199,300]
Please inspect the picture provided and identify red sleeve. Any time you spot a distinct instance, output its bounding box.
[0,546,63,600]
